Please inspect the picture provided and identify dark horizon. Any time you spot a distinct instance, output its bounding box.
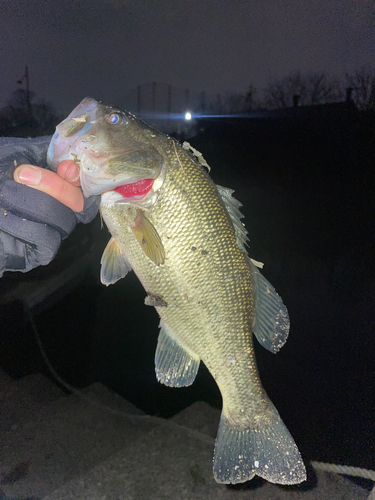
[1,0,374,114]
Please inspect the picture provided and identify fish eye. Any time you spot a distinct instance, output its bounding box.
[108,113,123,125]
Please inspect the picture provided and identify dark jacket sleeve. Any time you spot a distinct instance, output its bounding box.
[0,136,100,276]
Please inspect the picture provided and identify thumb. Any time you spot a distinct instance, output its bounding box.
[56,160,81,186]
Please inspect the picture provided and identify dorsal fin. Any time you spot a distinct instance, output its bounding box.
[216,185,249,253]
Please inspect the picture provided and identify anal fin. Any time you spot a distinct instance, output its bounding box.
[155,321,200,387]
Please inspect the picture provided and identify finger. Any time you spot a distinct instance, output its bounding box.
[14,164,84,213]
[56,160,81,186]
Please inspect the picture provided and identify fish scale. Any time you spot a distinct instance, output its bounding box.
[47,97,306,485]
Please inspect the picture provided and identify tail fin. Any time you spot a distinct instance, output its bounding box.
[213,407,306,485]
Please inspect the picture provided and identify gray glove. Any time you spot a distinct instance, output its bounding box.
[0,136,100,277]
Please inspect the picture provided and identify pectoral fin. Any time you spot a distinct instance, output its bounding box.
[100,237,132,286]
[155,321,200,387]
[131,209,165,266]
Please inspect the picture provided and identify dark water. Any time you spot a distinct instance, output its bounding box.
[1,109,374,471]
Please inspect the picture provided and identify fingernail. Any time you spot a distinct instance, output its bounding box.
[17,165,42,185]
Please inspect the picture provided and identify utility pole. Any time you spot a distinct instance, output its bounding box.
[200,91,206,113]
[137,85,141,114]
[17,65,32,122]
[185,88,189,111]
[152,82,156,113]
[167,85,172,127]
[25,66,32,121]
[167,85,172,114]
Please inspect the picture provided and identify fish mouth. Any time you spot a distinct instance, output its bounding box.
[97,179,155,205]
[114,178,154,198]
[101,165,165,207]
[79,160,159,199]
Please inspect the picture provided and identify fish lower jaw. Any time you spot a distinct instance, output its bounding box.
[101,190,128,205]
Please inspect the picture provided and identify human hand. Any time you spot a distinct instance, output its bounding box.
[0,136,100,276]
[14,160,84,212]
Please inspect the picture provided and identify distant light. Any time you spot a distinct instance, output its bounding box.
[185,111,192,121]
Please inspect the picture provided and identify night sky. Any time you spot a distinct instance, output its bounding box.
[1,0,374,115]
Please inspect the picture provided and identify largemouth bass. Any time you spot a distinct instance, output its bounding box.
[47,97,306,485]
